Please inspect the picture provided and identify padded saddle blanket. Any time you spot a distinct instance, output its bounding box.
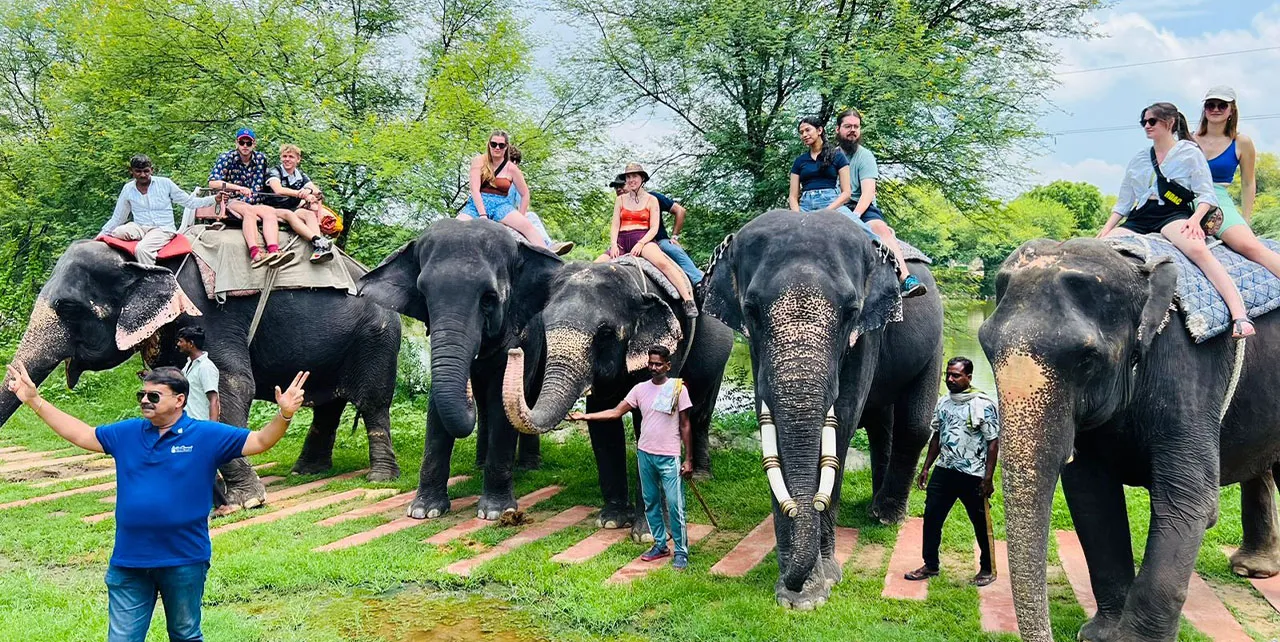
[609,255,682,300]
[185,225,363,299]
[97,233,192,260]
[1106,234,1280,342]
[897,240,931,264]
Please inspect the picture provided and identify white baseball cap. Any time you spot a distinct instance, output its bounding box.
[1203,85,1237,102]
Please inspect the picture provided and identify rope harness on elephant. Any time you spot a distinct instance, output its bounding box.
[247,234,302,345]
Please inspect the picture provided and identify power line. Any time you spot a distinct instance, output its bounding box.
[1057,46,1280,75]
[1045,113,1280,137]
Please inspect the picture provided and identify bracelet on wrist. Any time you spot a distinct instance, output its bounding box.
[279,411,294,422]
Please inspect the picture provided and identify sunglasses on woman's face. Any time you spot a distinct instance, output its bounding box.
[489,141,507,150]
[1139,118,1160,128]
[1204,100,1230,112]
[136,390,166,404]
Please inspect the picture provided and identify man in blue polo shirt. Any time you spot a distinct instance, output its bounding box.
[4,361,309,642]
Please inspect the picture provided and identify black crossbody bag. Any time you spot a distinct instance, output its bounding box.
[1150,147,1223,236]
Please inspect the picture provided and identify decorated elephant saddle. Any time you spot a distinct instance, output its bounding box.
[1105,234,1280,342]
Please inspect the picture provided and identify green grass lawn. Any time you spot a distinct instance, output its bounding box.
[0,358,1273,641]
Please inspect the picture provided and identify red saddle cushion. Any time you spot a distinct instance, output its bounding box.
[97,233,193,260]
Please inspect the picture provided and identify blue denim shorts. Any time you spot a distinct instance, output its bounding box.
[799,188,878,240]
[460,193,515,222]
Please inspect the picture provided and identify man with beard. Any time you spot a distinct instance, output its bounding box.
[835,109,925,297]
[906,356,1000,587]
[4,362,308,641]
[100,155,218,267]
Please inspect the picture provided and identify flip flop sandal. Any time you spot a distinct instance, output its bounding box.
[1232,317,1256,339]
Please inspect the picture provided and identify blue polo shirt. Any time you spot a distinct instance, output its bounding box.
[790,150,850,192]
[95,414,249,568]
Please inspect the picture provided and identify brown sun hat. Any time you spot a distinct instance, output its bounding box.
[614,162,650,184]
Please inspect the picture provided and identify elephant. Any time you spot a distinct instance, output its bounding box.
[0,239,403,509]
[502,257,734,534]
[358,218,563,520]
[701,209,943,609]
[979,238,1280,642]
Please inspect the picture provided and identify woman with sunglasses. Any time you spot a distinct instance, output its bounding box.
[457,130,549,248]
[1098,102,1255,338]
[1193,86,1280,277]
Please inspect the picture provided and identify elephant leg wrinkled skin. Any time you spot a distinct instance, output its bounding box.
[476,361,519,520]
[216,369,266,511]
[292,400,345,475]
[1231,467,1280,578]
[408,401,457,519]
[1062,454,1134,641]
[362,404,400,482]
[871,397,932,525]
[515,433,541,471]
[774,507,843,610]
[861,406,893,496]
[588,394,633,529]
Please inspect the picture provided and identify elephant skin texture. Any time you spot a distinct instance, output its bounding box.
[980,238,1280,642]
[359,218,561,521]
[0,240,404,510]
[503,259,734,540]
[701,209,943,609]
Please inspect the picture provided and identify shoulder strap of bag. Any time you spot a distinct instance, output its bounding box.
[493,157,509,180]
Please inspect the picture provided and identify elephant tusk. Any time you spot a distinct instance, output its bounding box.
[814,406,839,511]
[760,403,799,518]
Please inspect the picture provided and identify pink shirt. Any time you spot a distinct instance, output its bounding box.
[625,379,693,457]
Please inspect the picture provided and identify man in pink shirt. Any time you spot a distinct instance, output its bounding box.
[570,345,693,569]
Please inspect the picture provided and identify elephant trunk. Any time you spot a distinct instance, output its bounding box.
[994,350,1073,642]
[504,327,592,434]
[1,299,71,429]
[428,327,480,439]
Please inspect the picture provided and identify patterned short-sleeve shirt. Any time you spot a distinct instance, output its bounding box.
[930,392,1000,478]
[209,150,268,204]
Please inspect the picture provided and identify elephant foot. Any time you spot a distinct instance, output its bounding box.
[775,574,832,611]
[817,554,843,590]
[407,492,452,520]
[477,493,519,521]
[367,460,401,483]
[868,495,908,526]
[1077,613,1127,642]
[596,504,635,530]
[631,516,655,544]
[222,477,267,512]
[515,456,542,472]
[290,458,333,476]
[1229,547,1280,578]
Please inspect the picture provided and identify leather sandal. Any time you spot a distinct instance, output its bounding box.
[1232,317,1256,339]
[904,565,939,581]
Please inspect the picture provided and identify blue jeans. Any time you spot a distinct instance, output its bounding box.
[638,450,688,556]
[106,562,209,642]
[799,188,879,240]
[657,239,703,284]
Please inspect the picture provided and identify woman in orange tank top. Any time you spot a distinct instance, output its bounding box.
[595,163,699,317]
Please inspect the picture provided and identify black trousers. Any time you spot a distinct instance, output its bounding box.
[922,466,995,573]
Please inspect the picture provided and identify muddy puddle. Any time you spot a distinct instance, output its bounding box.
[360,593,558,642]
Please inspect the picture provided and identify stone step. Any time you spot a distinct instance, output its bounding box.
[977,540,1017,634]
[605,524,715,585]
[709,515,775,577]
[316,475,470,527]
[313,495,480,552]
[833,526,858,567]
[263,469,368,503]
[1056,530,1097,616]
[424,486,563,546]
[32,468,116,488]
[443,505,597,577]
[0,453,102,475]
[1222,546,1280,615]
[210,489,392,537]
[0,446,26,454]
[550,529,630,564]
[0,481,117,510]
[0,448,72,463]
[882,517,927,600]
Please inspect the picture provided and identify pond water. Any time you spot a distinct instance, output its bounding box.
[714,299,996,413]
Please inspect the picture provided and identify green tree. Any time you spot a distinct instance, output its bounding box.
[1025,180,1106,233]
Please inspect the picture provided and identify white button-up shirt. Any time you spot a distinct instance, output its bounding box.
[100,177,216,235]
[1112,140,1218,216]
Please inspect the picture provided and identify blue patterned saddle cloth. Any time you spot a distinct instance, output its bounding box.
[1106,235,1280,342]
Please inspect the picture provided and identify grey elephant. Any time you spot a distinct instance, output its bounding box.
[359,218,562,520]
[0,240,402,509]
[701,209,943,609]
[502,258,734,534]
[979,238,1280,642]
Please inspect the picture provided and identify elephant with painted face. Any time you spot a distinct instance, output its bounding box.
[502,259,734,533]
[702,209,943,609]
[980,238,1280,642]
[0,239,403,509]
[359,218,562,520]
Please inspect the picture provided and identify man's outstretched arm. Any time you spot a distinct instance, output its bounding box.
[5,363,103,452]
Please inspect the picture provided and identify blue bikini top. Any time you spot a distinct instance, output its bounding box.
[1206,138,1239,184]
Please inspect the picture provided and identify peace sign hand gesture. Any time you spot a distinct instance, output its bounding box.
[275,371,309,417]
[4,362,39,404]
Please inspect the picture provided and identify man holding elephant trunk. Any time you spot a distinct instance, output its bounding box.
[907,356,1001,587]
[4,361,307,642]
[570,345,694,570]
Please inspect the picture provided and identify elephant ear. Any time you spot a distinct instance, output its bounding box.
[509,242,564,334]
[1136,256,1178,354]
[116,264,202,351]
[701,233,744,334]
[626,292,682,373]
[358,239,429,326]
[856,239,903,336]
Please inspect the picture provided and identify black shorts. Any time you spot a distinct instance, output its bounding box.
[860,202,886,223]
[1119,200,1190,235]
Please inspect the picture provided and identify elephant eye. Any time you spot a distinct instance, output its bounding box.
[480,291,499,310]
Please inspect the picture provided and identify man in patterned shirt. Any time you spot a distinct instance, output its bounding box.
[208,128,294,268]
[906,356,1000,587]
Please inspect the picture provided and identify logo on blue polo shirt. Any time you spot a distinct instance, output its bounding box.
[171,445,194,454]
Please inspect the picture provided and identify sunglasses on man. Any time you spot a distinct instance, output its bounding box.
[136,390,170,404]
[237,138,255,147]
[1204,100,1231,112]
[489,141,507,150]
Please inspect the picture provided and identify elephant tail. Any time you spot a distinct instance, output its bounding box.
[349,410,362,435]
